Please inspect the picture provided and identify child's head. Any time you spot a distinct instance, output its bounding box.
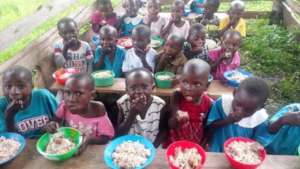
[96,0,113,15]
[222,30,242,53]
[228,0,245,22]
[179,59,211,102]
[63,73,95,113]
[203,0,220,19]
[132,25,151,51]
[125,68,154,102]
[147,0,161,19]
[57,17,79,46]
[100,25,118,53]
[2,66,33,105]
[232,77,269,117]
[187,23,206,49]
[171,0,185,23]
[163,35,185,58]
[123,0,138,17]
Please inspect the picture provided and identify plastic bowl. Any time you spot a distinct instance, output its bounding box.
[224,137,266,169]
[150,36,164,49]
[92,70,115,87]
[0,132,26,165]
[155,71,175,89]
[104,134,156,169]
[166,140,206,169]
[52,68,79,85]
[224,69,252,87]
[36,127,83,161]
[117,37,133,49]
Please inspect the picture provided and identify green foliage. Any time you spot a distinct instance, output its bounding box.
[218,1,273,12]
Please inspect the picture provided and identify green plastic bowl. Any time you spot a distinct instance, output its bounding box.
[36,127,83,161]
[92,70,115,87]
[155,71,175,89]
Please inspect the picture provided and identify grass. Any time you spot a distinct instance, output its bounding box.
[0,0,121,64]
[0,0,47,31]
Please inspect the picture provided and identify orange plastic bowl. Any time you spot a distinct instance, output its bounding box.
[166,140,206,169]
[224,137,266,169]
[53,68,79,85]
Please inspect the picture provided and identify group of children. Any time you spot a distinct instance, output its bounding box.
[0,0,299,157]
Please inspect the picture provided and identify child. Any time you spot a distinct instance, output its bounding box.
[120,0,143,37]
[0,66,58,138]
[207,77,271,152]
[209,30,241,80]
[196,0,220,26]
[143,0,167,37]
[162,0,190,40]
[46,73,114,145]
[183,23,210,63]
[190,0,205,15]
[156,35,187,74]
[53,17,93,73]
[219,0,246,37]
[166,59,212,146]
[265,103,300,155]
[122,25,157,73]
[117,68,167,147]
[94,25,126,77]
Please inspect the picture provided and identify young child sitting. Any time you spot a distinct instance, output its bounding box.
[0,66,58,138]
[122,25,157,73]
[94,25,126,78]
[117,68,167,147]
[219,0,246,37]
[209,30,241,80]
[166,59,212,146]
[183,23,210,63]
[120,0,143,37]
[143,0,167,37]
[46,73,114,145]
[196,0,220,26]
[207,77,271,152]
[156,35,187,74]
[53,17,93,73]
[265,103,300,155]
[162,0,190,40]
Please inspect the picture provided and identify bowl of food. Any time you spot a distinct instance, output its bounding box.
[224,69,252,87]
[155,71,175,89]
[224,137,266,169]
[52,68,79,85]
[92,70,115,87]
[104,135,156,169]
[117,37,133,49]
[36,127,83,161]
[0,132,26,165]
[166,140,206,169]
[150,36,164,49]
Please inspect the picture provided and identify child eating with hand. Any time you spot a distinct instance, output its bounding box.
[156,35,187,74]
[117,68,167,147]
[0,66,58,138]
[166,59,212,146]
[209,30,241,80]
[207,77,271,152]
[122,25,157,73]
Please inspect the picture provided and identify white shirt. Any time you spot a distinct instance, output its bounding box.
[166,19,190,40]
[143,15,167,37]
[122,48,157,73]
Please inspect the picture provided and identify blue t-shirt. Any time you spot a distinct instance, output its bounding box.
[94,45,126,77]
[0,89,58,138]
[265,103,300,155]
[121,16,143,37]
[190,0,204,14]
[207,95,272,152]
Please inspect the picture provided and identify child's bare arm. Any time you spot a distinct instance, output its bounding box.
[210,53,226,71]
[209,112,243,130]
[5,100,21,132]
[93,51,105,70]
[168,91,181,129]
[161,19,175,39]
[155,53,168,73]
[117,109,138,136]
[153,106,169,147]
[269,111,300,133]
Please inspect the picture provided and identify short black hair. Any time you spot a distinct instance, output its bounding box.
[57,17,77,30]
[239,77,269,104]
[223,29,242,42]
[167,34,185,50]
[100,25,117,37]
[125,68,154,84]
[69,73,95,90]
[3,65,32,84]
[189,23,206,36]
[206,0,220,9]
[132,25,151,38]
[183,58,211,76]
[96,0,112,5]
[173,0,185,11]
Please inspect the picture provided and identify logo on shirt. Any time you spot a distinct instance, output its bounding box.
[16,115,50,133]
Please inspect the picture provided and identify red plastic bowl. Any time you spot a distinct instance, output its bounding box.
[117,37,133,49]
[166,140,206,169]
[223,137,266,169]
[53,68,79,85]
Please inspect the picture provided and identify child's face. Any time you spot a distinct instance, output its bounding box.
[171,6,184,22]
[123,1,138,17]
[58,22,79,46]
[179,71,208,102]
[222,35,241,53]
[147,2,160,19]
[229,8,243,22]
[3,72,32,105]
[163,40,181,58]
[99,3,113,15]
[188,31,206,49]
[204,3,217,18]
[132,33,150,51]
[100,32,117,53]
[63,78,93,113]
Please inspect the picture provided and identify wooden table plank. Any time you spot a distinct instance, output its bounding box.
[3,140,300,169]
[50,78,234,98]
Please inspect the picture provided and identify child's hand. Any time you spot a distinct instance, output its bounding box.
[45,121,59,133]
[281,111,300,126]
[228,111,244,123]
[5,100,22,119]
[130,95,147,113]
[176,110,189,124]
[75,134,90,156]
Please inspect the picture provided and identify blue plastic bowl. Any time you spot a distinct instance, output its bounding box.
[224,69,252,87]
[0,132,26,165]
[104,135,156,169]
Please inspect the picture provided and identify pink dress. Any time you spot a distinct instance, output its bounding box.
[56,101,115,139]
[209,47,240,80]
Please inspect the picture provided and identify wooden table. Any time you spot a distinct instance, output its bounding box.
[50,78,234,99]
[3,140,300,169]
